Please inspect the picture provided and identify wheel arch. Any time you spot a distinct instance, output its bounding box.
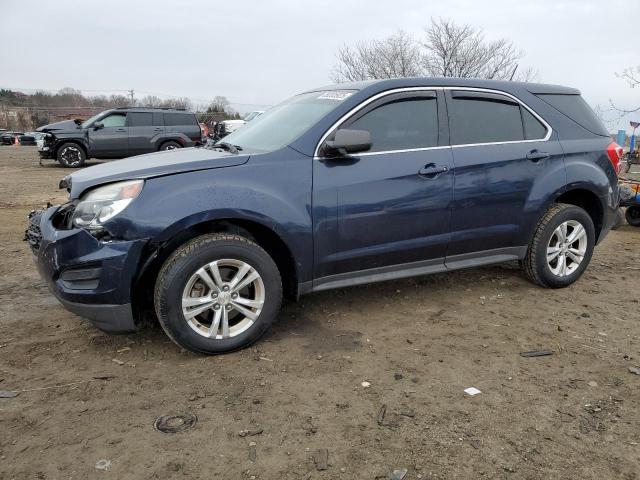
[54,139,88,159]
[157,138,183,150]
[132,217,299,323]
[554,187,604,241]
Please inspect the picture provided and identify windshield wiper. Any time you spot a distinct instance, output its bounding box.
[212,141,241,154]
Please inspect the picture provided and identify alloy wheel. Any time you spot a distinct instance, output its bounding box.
[61,146,82,166]
[181,258,265,339]
[546,220,588,277]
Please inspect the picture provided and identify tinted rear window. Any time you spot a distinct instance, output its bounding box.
[450,98,524,145]
[164,112,197,126]
[128,112,153,127]
[536,94,608,136]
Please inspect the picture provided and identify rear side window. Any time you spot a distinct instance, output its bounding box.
[127,112,153,127]
[450,97,523,145]
[164,112,197,126]
[345,97,438,152]
[536,94,608,136]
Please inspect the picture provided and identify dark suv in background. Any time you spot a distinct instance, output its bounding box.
[27,78,621,354]
[37,107,202,167]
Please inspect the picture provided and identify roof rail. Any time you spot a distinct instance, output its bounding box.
[114,106,188,111]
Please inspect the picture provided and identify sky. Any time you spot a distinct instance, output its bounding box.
[0,0,638,132]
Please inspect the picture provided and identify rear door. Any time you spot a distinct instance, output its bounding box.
[88,112,128,157]
[127,112,158,155]
[313,90,454,284]
[164,112,200,145]
[445,89,565,262]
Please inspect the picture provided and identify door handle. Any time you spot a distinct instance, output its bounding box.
[116,128,127,132]
[153,127,163,131]
[418,164,449,178]
[526,150,550,162]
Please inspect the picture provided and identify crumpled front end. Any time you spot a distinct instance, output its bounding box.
[26,205,149,332]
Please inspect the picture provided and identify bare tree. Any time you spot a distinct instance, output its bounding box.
[138,95,164,107]
[331,19,537,83]
[610,65,640,116]
[421,18,535,80]
[331,31,424,82]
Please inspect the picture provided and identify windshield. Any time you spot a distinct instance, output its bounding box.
[81,112,108,129]
[244,111,260,121]
[219,90,355,152]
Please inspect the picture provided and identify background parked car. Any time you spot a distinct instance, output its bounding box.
[18,132,43,146]
[1,131,23,145]
[37,107,202,167]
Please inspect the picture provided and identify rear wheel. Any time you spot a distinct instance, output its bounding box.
[625,206,640,227]
[160,140,181,151]
[154,234,282,354]
[57,142,86,167]
[523,203,595,288]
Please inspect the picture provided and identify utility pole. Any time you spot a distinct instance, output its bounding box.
[127,89,135,106]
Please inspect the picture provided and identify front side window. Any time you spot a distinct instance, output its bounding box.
[344,96,438,152]
[100,113,127,128]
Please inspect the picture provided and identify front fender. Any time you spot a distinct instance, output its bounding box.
[108,152,313,281]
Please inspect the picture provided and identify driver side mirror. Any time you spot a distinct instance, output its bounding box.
[93,122,104,130]
[323,129,372,156]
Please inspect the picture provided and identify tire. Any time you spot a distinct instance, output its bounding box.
[154,234,282,354]
[625,206,640,227]
[523,203,595,288]
[159,140,181,151]
[57,142,86,168]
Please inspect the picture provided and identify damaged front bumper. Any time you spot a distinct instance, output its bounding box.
[26,206,148,332]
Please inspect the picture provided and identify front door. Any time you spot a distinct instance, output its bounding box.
[312,90,454,287]
[88,112,129,157]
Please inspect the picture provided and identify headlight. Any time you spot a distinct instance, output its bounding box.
[72,180,143,230]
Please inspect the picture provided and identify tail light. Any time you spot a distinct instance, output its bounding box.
[606,142,623,175]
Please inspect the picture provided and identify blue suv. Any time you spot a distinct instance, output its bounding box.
[26,78,622,354]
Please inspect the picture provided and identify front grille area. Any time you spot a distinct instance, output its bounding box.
[24,209,44,254]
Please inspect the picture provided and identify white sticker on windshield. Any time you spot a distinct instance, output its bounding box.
[317,90,354,101]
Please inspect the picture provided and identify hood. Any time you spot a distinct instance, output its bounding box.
[62,147,250,199]
[37,119,82,132]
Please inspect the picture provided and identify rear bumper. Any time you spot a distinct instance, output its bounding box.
[29,206,148,332]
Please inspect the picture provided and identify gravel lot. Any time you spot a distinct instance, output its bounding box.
[1,147,639,479]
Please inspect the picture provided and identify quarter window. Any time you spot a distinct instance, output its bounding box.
[521,107,548,140]
[164,113,197,126]
[345,97,438,152]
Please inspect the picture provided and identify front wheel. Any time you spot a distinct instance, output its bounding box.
[57,142,86,168]
[522,203,595,288]
[626,206,640,227]
[154,234,282,354]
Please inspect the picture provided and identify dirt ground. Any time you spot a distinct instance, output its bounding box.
[1,147,639,480]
